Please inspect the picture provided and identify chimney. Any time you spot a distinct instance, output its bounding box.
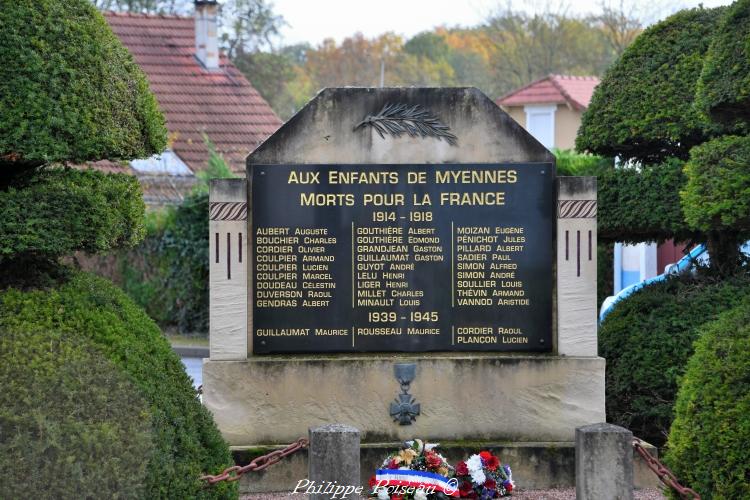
[195,0,220,70]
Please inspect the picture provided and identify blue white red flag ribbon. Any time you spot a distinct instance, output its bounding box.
[375,469,459,497]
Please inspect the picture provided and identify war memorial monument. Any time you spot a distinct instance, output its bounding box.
[203,87,605,490]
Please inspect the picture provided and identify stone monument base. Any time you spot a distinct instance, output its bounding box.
[231,440,660,493]
[203,354,605,445]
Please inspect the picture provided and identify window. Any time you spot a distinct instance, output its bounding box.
[524,105,556,149]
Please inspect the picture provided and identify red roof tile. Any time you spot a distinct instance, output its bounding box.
[496,75,600,111]
[104,11,282,174]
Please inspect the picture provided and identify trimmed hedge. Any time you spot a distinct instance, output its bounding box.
[0,271,237,499]
[0,0,166,167]
[666,299,750,499]
[597,158,695,244]
[696,0,750,128]
[0,329,154,499]
[682,135,750,232]
[576,7,725,163]
[0,168,145,260]
[599,273,750,446]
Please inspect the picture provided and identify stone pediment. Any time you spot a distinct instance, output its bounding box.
[247,87,554,167]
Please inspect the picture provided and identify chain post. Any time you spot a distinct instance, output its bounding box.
[633,438,701,500]
[200,437,309,485]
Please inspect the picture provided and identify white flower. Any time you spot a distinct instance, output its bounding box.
[470,468,486,485]
[466,454,483,473]
[377,487,390,500]
[414,489,428,500]
[424,442,439,451]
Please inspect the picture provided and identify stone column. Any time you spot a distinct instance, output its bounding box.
[308,424,360,500]
[576,423,634,500]
[208,179,248,360]
[557,177,597,356]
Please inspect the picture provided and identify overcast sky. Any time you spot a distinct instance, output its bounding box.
[272,0,735,46]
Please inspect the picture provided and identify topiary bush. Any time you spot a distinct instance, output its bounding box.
[0,168,145,262]
[682,135,750,233]
[665,298,750,499]
[696,0,750,129]
[0,271,237,499]
[0,0,166,168]
[597,158,696,244]
[0,329,154,499]
[599,273,750,446]
[576,7,725,164]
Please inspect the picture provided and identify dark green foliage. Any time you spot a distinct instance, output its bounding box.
[682,135,750,232]
[161,192,210,333]
[696,0,750,129]
[0,272,237,499]
[0,0,166,167]
[118,191,210,334]
[576,7,725,163]
[0,329,154,499]
[665,298,750,499]
[597,158,696,244]
[599,273,750,446]
[597,243,614,308]
[0,168,145,262]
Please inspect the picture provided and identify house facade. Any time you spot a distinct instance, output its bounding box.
[101,1,281,207]
[496,74,599,150]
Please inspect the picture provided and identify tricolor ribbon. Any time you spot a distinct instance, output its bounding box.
[375,469,460,497]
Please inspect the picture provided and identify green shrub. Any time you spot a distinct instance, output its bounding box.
[0,329,154,499]
[696,0,750,129]
[118,192,210,334]
[0,0,166,168]
[577,7,725,163]
[0,271,237,499]
[665,299,750,499]
[161,192,210,333]
[597,158,695,244]
[682,135,750,232]
[599,273,750,446]
[0,168,145,264]
[553,148,612,176]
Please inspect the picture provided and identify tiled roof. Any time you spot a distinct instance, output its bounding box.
[496,75,600,111]
[104,11,281,174]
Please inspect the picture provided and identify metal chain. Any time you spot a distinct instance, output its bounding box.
[633,438,701,500]
[200,438,309,485]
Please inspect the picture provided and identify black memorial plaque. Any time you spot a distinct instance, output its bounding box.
[251,164,553,354]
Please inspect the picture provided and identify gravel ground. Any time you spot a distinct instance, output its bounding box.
[242,488,666,499]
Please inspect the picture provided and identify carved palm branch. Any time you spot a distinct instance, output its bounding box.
[355,103,458,146]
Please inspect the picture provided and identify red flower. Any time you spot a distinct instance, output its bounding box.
[387,458,399,469]
[392,495,403,500]
[479,451,493,464]
[484,479,497,490]
[505,483,513,493]
[459,481,475,498]
[485,455,500,471]
[455,461,469,476]
[425,450,442,469]
[369,475,378,488]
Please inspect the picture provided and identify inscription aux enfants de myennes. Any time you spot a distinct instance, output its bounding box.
[251,164,553,354]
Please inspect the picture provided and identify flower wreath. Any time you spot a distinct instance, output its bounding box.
[369,439,457,500]
[454,451,514,498]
